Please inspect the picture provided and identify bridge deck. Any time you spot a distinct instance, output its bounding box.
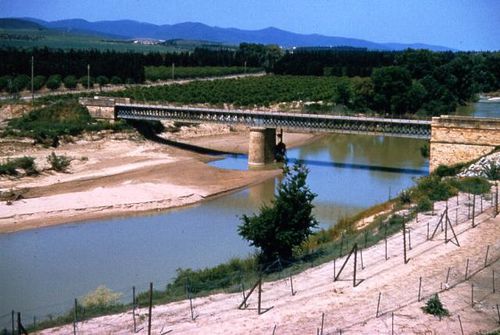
[115,103,431,139]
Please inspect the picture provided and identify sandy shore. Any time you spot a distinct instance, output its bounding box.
[38,194,500,334]
[0,128,318,234]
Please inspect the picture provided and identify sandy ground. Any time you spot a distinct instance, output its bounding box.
[37,193,500,334]
[0,127,317,233]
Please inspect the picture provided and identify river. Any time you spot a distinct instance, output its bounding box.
[0,102,497,328]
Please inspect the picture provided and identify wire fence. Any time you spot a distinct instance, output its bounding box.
[3,185,499,334]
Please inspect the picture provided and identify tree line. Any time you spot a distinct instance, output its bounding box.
[1,45,498,116]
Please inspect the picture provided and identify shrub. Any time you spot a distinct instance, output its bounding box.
[434,163,466,177]
[47,152,70,172]
[82,286,122,310]
[415,175,457,201]
[451,176,491,195]
[484,162,500,180]
[63,75,78,89]
[398,189,412,205]
[422,294,449,317]
[0,156,37,176]
[416,196,433,212]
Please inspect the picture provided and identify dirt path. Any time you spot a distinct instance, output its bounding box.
[38,194,500,334]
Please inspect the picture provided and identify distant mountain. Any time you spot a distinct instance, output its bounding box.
[0,18,44,30]
[16,17,455,51]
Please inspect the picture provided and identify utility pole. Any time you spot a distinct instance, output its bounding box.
[31,55,34,106]
[87,64,90,90]
[171,62,175,80]
[244,60,247,73]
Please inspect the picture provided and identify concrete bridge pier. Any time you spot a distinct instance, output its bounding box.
[248,127,276,166]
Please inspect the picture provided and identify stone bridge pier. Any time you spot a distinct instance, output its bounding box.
[430,116,500,172]
[248,127,277,166]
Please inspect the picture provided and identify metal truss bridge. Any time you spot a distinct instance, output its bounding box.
[115,103,431,139]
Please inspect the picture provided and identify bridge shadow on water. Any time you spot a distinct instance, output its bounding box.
[132,122,427,175]
[213,154,428,176]
[287,157,428,175]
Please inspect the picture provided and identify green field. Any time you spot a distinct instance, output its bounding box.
[0,28,232,53]
[114,75,343,107]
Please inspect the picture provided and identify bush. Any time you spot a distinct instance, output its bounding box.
[0,156,37,176]
[47,152,70,172]
[63,75,78,89]
[46,75,62,90]
[398,189,412,205]
[451,177,491,195]
[416,196,433,212]
[434,163,466,177]
[422,294,449,317]
[82,286,122,310]
[415,175,457,201]
[484,162,500,180]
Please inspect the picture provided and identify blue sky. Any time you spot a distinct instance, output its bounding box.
[1,0,499,50]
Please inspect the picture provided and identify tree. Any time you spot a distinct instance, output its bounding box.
[96,75,109,91]
[63,75,78,89]
[238,162,318,263]
[371,66,412,114]
[32,75,46,91]
[46,74,62,90]
[334,78,353,106]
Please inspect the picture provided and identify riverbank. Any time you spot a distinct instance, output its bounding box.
[0,128,319,234]
[37,192,500,334]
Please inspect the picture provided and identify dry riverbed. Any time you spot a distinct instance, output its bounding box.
[0,126,317,233]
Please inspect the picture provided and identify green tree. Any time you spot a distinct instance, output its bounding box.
[238,162,318,263]
[96,75,109,91]
[371,66,412,114]
[12,74,31,92]
[46,75,62,90]
[334,77,353,106]
[32,75,46,91]
[63,75,78,89]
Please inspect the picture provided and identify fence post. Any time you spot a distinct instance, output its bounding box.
[148,282,153,335]
[320,312,325,335]
[458,315,464,335]
[376,292,381,317]
[418,277,422,302]
[472,194,476,227]
[73,298,77,335]
[495,183,498,217]
[403,220,408,264]
[493,270,496,293]
[485,245,490,267]
[133,286,137,333]
[471,283,474,307]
